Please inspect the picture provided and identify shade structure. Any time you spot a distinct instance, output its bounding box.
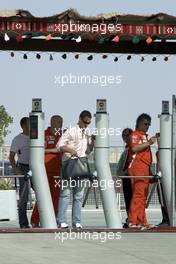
[0,9,176,54]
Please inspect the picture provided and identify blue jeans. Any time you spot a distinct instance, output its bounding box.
[57,180,85,226]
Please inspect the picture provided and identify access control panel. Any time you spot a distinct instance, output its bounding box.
[30,115,38,139]
[32,98,42,112]
[162,100,169,115]
[96,99,107,113]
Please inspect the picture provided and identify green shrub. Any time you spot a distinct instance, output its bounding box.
[0,178,13,190]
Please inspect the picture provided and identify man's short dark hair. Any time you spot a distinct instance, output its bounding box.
[122,128,133,137]
[79,110,92,119]
[136,113,151,129]
[20,117,29,128]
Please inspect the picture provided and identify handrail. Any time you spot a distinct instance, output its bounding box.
[0,175,25,178]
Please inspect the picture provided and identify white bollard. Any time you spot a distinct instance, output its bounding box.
[94,99,122,228]
[29,98,57,228]
[159,101,173,225]
[171,95,176,225]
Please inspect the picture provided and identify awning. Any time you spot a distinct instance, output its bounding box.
[0,9,176,54]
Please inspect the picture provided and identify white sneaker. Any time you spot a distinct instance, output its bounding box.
[140,224,156,231]
[73,223,83,229]
[59,223,68,228]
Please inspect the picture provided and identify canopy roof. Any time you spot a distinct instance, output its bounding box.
[0,9,176,54]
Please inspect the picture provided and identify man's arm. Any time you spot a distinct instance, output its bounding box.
[9,151,21,175]
[86,135,96,154]
[59,146,77,157]
[56,129,77,157]
[45,148,59,154]
[132,136,156,153]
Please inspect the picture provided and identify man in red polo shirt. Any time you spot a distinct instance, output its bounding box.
[128,113,156,229]
[31,115,63,227]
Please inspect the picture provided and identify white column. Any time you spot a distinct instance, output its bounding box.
[29,99,57,228]
[94,108,122,228]
[171,95,176,225]
[159,111,172,224]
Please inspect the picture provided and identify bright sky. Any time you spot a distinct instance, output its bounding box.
[1,0,176,146]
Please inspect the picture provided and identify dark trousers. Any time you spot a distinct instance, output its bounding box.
[157,183,169,224]
[18,164,30,227]
[122,177,132,217]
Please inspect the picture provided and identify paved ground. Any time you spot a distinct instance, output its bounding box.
[0,207,163,229]
[0,232,176,264]
[0,208,175,264]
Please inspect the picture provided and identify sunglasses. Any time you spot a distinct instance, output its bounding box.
[144,122,151,126]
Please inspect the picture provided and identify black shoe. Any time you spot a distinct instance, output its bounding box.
[123,218,129,228]
[123,222,129,228]
[20,225,30,229]
[157,220,169,227]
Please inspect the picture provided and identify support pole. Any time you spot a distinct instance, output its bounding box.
[159,100,173,225]
[171,95,176,225]
[29,98,57,228]
[94,99,122,228]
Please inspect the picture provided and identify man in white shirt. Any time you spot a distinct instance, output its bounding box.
[56,110,94,229]
[9,117,31,228]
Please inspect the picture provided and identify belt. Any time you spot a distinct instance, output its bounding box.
[19,163,29,166]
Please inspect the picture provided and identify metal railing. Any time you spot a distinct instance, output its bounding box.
[0,145,160,208]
